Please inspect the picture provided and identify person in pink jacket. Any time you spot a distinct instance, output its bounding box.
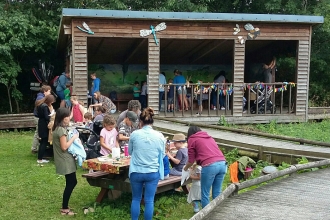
[184,126,227,208]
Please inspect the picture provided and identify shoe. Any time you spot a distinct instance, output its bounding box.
[213,107,217,110]
[193,201,200,213]
[243,110,247,113]
[37,159,49,164]
[60,209,76,216]
[221,107,225,110]
[31,150,38,154]
[167,110,170,112]
[170,110,173,112]
[195,112,201,116]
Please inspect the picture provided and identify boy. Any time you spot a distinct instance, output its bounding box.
[133,81,140,100]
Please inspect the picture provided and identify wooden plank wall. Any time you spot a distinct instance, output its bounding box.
[72,20,88,107]
[67,19,311,114]
[148,38,160,113]
[233,42,245,116]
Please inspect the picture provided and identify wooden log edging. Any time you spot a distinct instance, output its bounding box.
[154,117,330,148]
[189,159,330,220]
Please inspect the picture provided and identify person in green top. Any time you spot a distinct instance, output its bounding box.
[133,81,140,100]
[64,83,72,108]
[52,107,79,216]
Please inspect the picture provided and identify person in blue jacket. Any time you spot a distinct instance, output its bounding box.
[56,71,71,107]
[90,72,101,104]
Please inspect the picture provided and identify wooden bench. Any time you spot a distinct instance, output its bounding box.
[82,171,190,202]
[109,93,132,112]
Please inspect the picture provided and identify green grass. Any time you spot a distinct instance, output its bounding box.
[0,130,234,220]
[236,119,330,143]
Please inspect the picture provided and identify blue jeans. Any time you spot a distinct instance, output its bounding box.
[130,172,160,220]
[211,90,225,108]
[201,161,227,208]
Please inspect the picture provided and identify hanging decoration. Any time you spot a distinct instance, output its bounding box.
[192,82,296,96]
[233,23,261,44]
[140,22,167,45]
[77,22,94,35]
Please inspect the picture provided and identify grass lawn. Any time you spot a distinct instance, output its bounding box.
[0,130,233,220]
[235,119,330,143]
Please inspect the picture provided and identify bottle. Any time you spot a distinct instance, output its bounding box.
[124,144,129,157]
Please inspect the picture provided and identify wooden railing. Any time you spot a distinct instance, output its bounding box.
[162,82,296,116]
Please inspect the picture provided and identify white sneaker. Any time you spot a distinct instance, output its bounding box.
[243,110,247,113]
[195,112,201,116]
[213,107,216,110]
[37,159,49,164]
[221,107,225,110]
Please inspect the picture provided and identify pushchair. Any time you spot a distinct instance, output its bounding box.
[250,85,276,114]
[76,120,103,159]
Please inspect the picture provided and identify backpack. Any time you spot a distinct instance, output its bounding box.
[52,75,60,87]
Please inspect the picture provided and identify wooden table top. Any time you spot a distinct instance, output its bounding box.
[82,157,130,174]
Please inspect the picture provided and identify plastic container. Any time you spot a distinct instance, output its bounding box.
[124,145,129,156]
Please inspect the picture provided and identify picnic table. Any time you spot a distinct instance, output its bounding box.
[82,156,190,202]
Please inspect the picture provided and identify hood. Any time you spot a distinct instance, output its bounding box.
[36,92,44,99]
[189,131,211,140]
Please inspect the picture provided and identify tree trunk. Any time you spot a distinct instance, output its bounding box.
[6,85,12,113]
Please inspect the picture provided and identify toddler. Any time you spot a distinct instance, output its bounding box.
[166,133,188,176]
[100,115,119,156]
[84,112,93,129]
[187,164,202,213]
[167,79,174,112]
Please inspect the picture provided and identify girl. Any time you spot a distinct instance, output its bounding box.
[70,95,84,123]
[99,115,119,156]
[35,94,55,163]
[166,133,188,176]
[187,164,202,213]
[52,108,79,216]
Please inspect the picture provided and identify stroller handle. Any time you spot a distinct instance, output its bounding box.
[75,126,100,138]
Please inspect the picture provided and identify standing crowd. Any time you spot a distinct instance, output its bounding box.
[30,70,228,219]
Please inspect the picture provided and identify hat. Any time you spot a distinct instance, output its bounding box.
[172,133,186,142]
[126,111,138,126]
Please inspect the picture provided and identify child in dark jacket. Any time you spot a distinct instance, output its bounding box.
[166,133,188,176]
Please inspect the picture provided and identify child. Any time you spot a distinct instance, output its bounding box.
[70,95,85,123]
[163,140,171,179]
[167,79,174,112]
[99,115,119,156]
[187,164,202,213]
[133,81,140,101]
[140,81,147,109]
[166,133,188,176]
[84,112,93,129]
[194,81,208,116]
[118,111,138,152]
[64,84,71,108]
[47,106,56,145]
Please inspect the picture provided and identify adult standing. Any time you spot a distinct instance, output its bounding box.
[159,72,167,111]
[90,91,116,115]
[211,71,226,110]
[128,107,166,220]
[263,57,276,84]
[90,72,101,104]
[35,94,56,163]
[173,70,188,111]
[56,71,71,108]
[31,85,51,153]
[184,126,227,208]
[52,107,79,216]
[117,100,141,128]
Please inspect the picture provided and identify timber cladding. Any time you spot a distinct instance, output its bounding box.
[71,19,311,40]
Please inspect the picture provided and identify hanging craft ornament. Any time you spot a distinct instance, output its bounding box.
[238,36,245,45]
[77,22,94,35]
[244,23,260,40]
[233,24,240,35]
[140,22,167,45]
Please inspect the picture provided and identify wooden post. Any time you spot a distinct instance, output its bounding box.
[148,38,160,114]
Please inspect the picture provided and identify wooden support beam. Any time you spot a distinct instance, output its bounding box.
[190,40,227,63]
[123,38,147,63]
[64,24,71,35]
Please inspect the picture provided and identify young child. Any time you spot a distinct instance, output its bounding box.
[84,112,93,129]
[140,81,147,109]
[194,81,208,116]
[64,84,71,108]
[187,164,202,213]
[133,81,140,101]
[70,95,85,123]
[163,140,171,179]
[167,79,174,112]
[166,133,188,176]
[47,106,56,145]
[100,115,119,156]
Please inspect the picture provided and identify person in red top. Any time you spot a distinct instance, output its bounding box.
[70,95,84,123]
[184,126,227,208]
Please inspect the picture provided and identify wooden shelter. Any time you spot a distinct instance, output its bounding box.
[57,8,323,123]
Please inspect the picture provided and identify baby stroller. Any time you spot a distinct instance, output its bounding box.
[76,120,103,159]
[250,85,276,114]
